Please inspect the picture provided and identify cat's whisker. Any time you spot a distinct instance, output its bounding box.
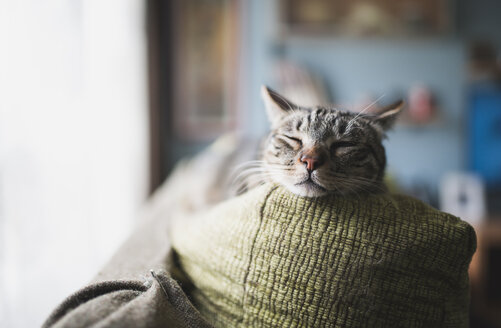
[230,167,263,183]
[231,162,294,193]
[265,168,295,173]
[331,180,363,198]
[318,173,387,196]
[359,94,386,114]
[232,161,266,171]
[345,94,386,132]
[340,179,385,194]
[235,160,267,165]
[231,169,267,183]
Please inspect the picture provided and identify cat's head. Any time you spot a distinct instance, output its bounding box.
[261,85,403,197]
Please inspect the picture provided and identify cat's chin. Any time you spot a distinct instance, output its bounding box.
[288,180,328,198]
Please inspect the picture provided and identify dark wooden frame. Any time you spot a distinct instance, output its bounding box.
[146,0,242,193]
[171,0,241,140]
[146,0,173,193]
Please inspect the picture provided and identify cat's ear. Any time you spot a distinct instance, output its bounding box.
[371,100,404,131]
[261,85,297,124]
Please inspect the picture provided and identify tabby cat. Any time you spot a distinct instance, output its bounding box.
[249,86,403,198]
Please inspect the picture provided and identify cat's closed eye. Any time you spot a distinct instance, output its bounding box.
[330,141,356,156]
[280,135,302,149]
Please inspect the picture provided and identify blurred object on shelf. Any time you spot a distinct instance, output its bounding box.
[468,41,501,83]
[343,2,394,36]
[406,84,437,124]
[468,84,501,189]
[274,60,330,106]
[439,172,487,225]
[281,0,453,37]
[284,0,336,27]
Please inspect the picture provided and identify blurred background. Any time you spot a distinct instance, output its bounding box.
[1,0,501,327]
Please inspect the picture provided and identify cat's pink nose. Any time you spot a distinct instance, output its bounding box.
[300,155,323,172]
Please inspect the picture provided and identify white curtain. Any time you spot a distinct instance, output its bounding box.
[0,1,149,327]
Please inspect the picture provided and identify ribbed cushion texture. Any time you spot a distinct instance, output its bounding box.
[171,184,476,328]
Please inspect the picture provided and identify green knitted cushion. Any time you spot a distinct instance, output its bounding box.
[171,184,476,328]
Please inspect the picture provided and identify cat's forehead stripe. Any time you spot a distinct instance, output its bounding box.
[276,107,381,142]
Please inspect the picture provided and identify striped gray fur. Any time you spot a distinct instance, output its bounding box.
[237,86,403,198]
